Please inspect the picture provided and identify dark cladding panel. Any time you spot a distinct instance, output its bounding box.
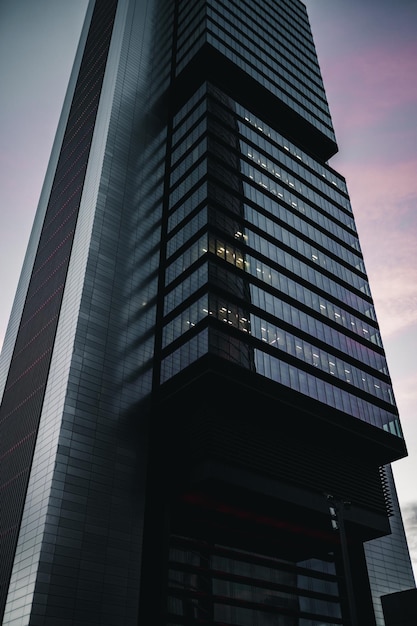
[382,588,417,626]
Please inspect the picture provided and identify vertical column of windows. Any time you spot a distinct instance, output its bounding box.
[176,0,207,72]
[168,182,208,231]
[167,207,208,258]
[161,328,209,383]
[149,2,175,101]
[164,265,209,315]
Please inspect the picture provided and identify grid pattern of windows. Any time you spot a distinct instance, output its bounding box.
[175,0,335,144]
[160,83,401,439]
[167,535,342,625]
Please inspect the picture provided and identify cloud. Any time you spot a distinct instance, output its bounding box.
[344,43,416,119]
[370,275,417,340]
[345,159,417,220]
[338,159,417,339]
[323,41,417,165]
[392,372,417,422]
[400,502,417,578]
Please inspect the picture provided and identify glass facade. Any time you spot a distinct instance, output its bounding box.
[168,535,343,625]
[159,83,401,439]
[0,0,414,625]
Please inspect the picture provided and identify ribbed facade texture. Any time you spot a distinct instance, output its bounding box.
[0,1,415,625]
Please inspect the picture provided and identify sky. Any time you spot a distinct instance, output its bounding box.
[304,0,417,579]
[0,0,416,578]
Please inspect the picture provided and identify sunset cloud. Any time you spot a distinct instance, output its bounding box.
[325,42,417,131]
[391,371,417,420]
[399,502,417,580]
[341,160,417,339]
[344,159,417,217]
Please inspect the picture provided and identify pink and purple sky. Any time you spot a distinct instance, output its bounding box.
[1,0,416,577]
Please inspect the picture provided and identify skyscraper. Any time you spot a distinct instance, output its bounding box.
[0,0,415,623]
